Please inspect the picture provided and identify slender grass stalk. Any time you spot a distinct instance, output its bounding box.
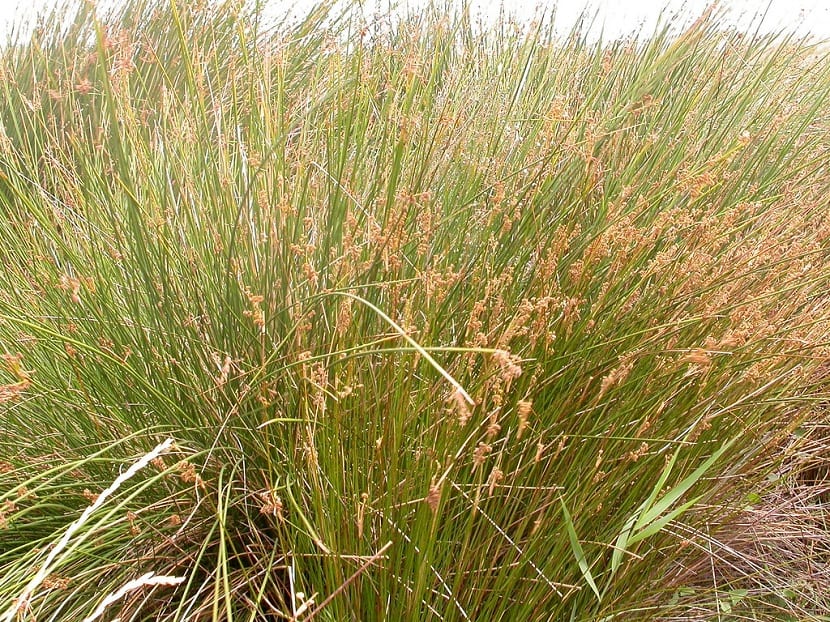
[1,1,829,620]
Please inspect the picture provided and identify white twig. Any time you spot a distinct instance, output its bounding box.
[81,572,185,622]
[1,438,175,622]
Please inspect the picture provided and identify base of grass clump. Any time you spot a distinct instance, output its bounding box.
[660,419,830,619]
[1,0,830,620]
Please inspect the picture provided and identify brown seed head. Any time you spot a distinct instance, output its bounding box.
[516,399,532,439]
[487,467,504,497]
[473,443,492,469]
[426,481,441,513]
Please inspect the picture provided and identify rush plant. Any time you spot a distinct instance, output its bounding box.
[1,1,829,620]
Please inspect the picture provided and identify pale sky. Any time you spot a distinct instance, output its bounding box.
[1,0,829,42]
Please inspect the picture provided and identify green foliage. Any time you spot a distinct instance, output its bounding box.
[1,1,829,620]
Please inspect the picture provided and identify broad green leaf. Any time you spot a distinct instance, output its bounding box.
[560,498,601,602]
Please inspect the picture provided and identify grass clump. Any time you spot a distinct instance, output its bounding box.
[1,1,830,619]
